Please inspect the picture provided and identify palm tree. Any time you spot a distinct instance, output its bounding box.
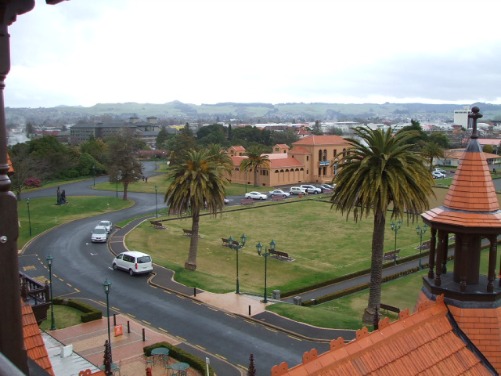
[420,141,445,171]
[206,144,233,174]
[164,149,228,270]
[330,126,434,324]
[240,146,270,187]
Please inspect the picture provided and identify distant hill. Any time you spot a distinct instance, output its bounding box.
[6,101,501,124]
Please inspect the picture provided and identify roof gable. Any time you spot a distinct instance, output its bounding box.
[293,135,347,146]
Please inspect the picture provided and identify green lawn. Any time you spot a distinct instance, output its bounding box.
[17,196,132,248]
[125,187,457,296]
[39,304,83,331]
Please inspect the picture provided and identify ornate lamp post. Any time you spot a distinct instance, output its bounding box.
[155,185,158,218]
[390,220,402,264]
[230,234,247,294]
[416,224,428,269]
[256,240,275,303]
[26,198,32,237]
[46,255,56,330]
[103,279,112,362]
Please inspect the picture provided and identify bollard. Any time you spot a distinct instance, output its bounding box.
[127,320,130,333]
[249,305,251,316]
[113,313,116,326]
[194,287,197,297]
[146,367,152,376]
[142,328,146,341]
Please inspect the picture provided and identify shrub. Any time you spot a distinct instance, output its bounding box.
[24,177,42,188]
[53,298,102,322]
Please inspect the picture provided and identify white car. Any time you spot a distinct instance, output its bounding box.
[245,191,267,200]
[290,186,307,195]
[432,171,446,179]
[269,189,290,198]
[300,184,322,194]
[91,226,108,243]
[98,220,113,233]
[112,251,153,276]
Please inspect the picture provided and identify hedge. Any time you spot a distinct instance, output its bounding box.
[52,298,102,322]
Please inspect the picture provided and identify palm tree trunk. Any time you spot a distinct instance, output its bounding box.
[254,168,258,187]
[185,209,200,270]
[363,209,386,325]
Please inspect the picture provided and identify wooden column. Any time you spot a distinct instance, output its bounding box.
[487,235,497,293]
[428,227,436,279]
[434,230,446,286]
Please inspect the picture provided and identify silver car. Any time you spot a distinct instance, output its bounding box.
[91,226,108,243]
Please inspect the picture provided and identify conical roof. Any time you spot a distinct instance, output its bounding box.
[422,107,501,230]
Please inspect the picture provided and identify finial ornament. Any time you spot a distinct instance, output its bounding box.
[468,106,482,139]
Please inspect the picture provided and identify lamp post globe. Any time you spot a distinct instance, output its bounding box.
[240,233,247,246]
[45,254,55,330]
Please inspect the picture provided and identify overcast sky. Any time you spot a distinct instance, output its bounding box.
[5,0,501,108]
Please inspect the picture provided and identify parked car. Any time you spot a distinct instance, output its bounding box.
[98,220,113,233]
[289,186,307,195]
[432,171,446,179]
[112,251,153,276]
[320,183,335,191]
[91,226,108,243]
[245,191,267,200]
[433,168,447,175]
[300,184,322,194]
[268,189,290,198]
[224,198,230,204]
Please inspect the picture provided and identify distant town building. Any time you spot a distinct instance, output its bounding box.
[453,106,470,129]
[70,116,160,146]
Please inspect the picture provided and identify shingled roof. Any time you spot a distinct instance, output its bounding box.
[271,296,493,376]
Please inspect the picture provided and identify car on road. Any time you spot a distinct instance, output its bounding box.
[300,184,322,194]
[289,186,307,195]
[112,251,153,276]
[91,225,108,243]
[268,189,290,198]
[432,171,446,179]
[245,191,267,200]
[98,220,113,233]
[224,198,230,204]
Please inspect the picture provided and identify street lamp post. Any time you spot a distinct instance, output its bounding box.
[230,234,247,294]
[103,279,112,362]
[155,185,158,218]
[416,224,428,269]
[45,255,55,330]
[27,198,32,237]
[256,240,275,303]
[92,165,96,186]
[390,220,402,264]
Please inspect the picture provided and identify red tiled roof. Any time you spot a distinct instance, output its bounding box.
[448,304,501,372]
[272,296,492,376]
[270,158,303,169]
[293,135,347,146]
[22,303,54,376]
[228,145,246,152]
[275,144,290,149]
[289,146,310,155]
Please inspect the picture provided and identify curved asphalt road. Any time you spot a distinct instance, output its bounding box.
[19,163,331,375]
